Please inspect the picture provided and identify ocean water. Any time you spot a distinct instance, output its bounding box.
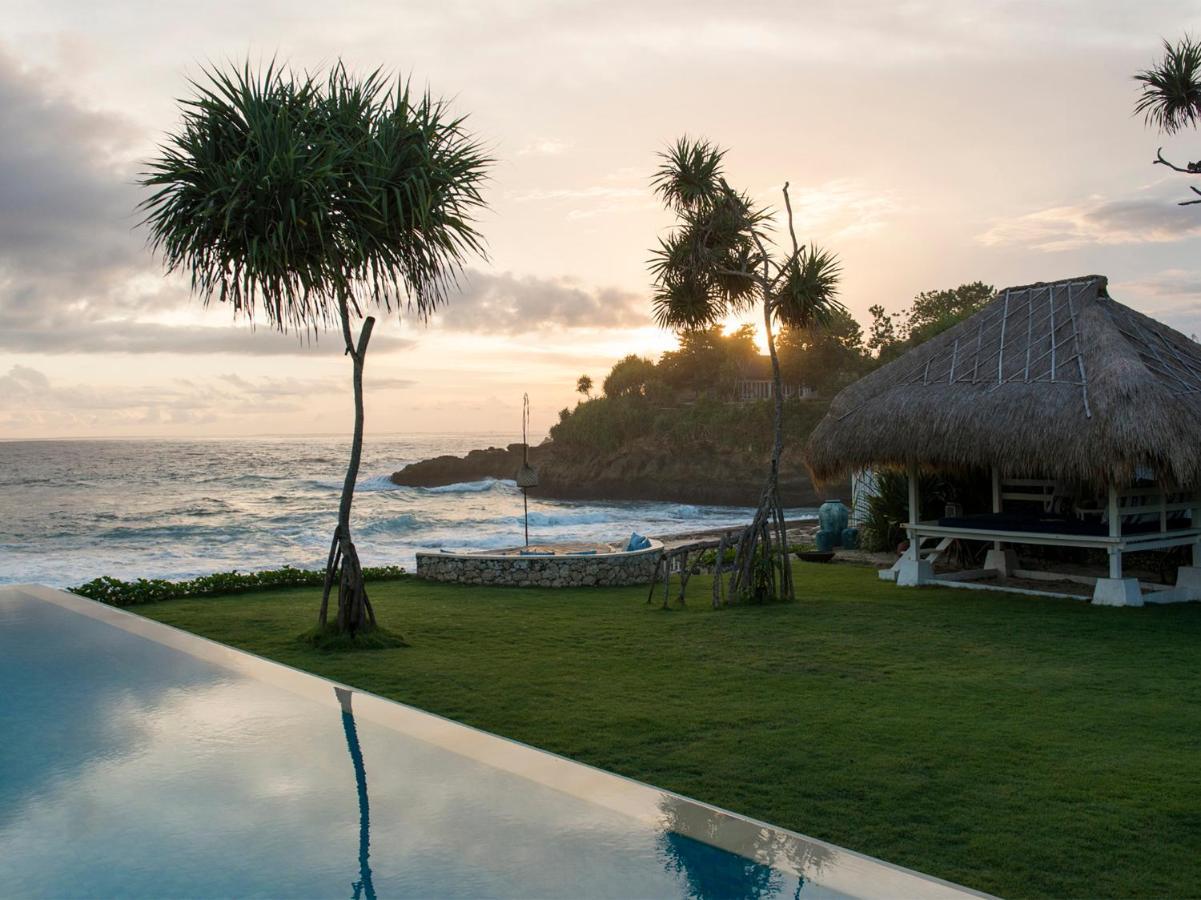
[0,434,814,588]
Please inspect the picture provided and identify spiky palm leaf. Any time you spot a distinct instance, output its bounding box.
[772,244,844,330]
[1135,36,1201,134]
[651,137,726,213]
[649,139,766,330]
[139,60,490,332]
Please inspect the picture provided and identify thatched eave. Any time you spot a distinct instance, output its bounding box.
[804,275,1201,488]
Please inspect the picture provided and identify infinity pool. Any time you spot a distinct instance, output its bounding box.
[0,586,979,899]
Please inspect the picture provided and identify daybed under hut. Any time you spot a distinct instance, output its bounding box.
[804,274,1201,606]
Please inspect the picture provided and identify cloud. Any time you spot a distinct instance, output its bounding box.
[0,319,415,355]
[508,183,655,220]
[1116,269,1201,337]
[0,51,644,359]
[1125,268,1201,298]
[0,365,410,432]
[978,189,1201,251]
[517,137,571,156]
[770,178,899,241]
[0,51,442,358]
[434,270,649,333]
[0,364,50,398]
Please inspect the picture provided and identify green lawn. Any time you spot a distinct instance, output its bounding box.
[133,563,1201,898]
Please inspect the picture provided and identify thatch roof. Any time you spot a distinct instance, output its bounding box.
[804,275,1201,487]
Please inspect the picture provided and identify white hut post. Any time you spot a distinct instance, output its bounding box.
[1194,488,1201,568]
[1107,482,1121,580]
[983,466,1017,576]
[991,467,1002,551]
[896,462,932,586]
[908,461,919,560]
[1093,480,1143,606]
[1174,488,1201,601]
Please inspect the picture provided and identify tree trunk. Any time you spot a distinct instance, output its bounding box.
[761,295,794,601]
[721,257,794,603]
[318,304,378,635]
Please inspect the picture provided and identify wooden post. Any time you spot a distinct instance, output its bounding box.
[1107,482,1122,580]
[713,532,728,608]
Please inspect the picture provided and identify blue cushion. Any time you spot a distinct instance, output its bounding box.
[566,550,597,556]
[625,532,651,552]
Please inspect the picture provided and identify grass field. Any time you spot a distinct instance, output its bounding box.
[133,563,1201,898]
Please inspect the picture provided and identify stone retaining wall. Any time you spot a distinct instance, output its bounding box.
[415,543,663,588]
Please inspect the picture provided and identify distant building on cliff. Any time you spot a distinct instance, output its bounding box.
[734,355,815,402]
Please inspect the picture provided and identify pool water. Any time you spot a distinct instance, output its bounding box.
[0,586,978,899]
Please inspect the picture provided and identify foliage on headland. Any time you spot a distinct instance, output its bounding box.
[555,280,994,458]
[71,565,407,607]
[551,393,830,456]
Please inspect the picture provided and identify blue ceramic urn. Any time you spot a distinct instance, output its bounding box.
[818,499,850,543]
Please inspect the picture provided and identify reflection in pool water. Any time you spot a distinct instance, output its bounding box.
[0,587,976,899]
[337,687,376,900]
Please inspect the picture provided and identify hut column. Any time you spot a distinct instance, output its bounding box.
[907,461,919,561]
[983,466,1017,576]
[1194,490,1201,568]
[1173,489,1201,601]
[1093,481,1142,606]
[990,467,1002,552]
[1106,482,1121,580]
[895,460,932,586]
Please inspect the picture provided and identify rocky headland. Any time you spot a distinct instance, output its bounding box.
[390,440,827,507]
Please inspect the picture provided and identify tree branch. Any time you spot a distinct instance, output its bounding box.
[1155,146,1201,174]
[766,244,805,293]
[782,182,801,260]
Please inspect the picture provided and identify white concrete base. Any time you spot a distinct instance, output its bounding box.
[983,549,1019,577]
[1145,566,1201,604]
[895,557,934,587]
[879,558,901,582]
[1174,565,1201,601]
[1091,577,1144,607]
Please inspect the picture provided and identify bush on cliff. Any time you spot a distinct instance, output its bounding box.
[551,395,829,456]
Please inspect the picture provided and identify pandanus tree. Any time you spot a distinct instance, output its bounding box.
[1135,35,1201,205]
[139,61,489,636]
[650,138,842,601]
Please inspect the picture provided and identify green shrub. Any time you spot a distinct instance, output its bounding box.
[550,394,830,456]
[859,468,997,553]
[69,565,408,607]
[861,471,912,552]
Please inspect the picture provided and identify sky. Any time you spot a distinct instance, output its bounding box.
[3,0,1201,441]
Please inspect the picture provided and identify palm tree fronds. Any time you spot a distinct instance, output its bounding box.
[772,245,844,330]
[138,59,491,334]
[651,137,726,213]
[1135,36,1201,134]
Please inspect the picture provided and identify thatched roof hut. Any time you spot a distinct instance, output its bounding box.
[805,275,1201,488]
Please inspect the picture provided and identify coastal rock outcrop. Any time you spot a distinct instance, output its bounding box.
[390,440,826,507]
